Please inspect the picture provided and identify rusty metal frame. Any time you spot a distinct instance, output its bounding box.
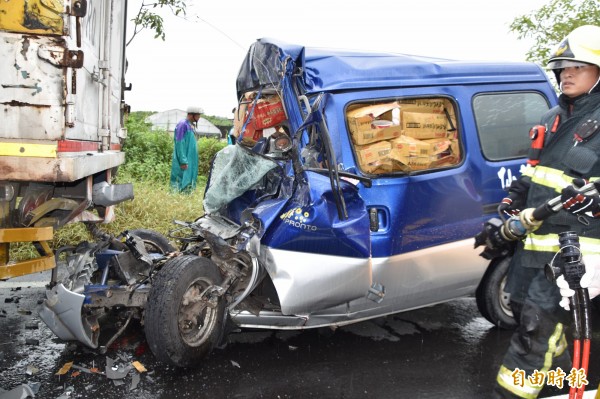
[0,226,55,279]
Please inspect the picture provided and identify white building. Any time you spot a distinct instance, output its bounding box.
[144,109,222,139]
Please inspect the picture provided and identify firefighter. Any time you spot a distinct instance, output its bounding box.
[493,25,600,398]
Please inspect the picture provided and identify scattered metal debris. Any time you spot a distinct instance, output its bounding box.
[129,373,140,391]
[105,357,132,380]
[55,385,74,398]
[0,383,35,399]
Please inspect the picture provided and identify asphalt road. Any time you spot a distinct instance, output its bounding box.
[1,277,600,399]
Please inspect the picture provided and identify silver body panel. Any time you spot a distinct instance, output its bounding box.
[231,238,486,329]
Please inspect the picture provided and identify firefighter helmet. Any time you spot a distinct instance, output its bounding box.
[547,25,600,70]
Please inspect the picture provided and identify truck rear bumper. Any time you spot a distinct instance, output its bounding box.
[0,151,125,182]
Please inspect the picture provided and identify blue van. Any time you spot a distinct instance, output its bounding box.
[39,38,558,367]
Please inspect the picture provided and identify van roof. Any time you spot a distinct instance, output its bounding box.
[236,38,551,97]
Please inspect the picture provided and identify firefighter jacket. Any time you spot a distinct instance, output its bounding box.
[518,91,600,267]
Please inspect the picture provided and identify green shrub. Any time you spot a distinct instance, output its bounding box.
[120,112,227,183]
[198,138,227,176]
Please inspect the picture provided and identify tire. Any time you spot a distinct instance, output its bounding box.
[129,229,176,254]
[475,256,517,329]
[144,255,226,367]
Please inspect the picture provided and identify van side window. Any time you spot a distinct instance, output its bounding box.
[346,98,461,175]
[473,92,550,161]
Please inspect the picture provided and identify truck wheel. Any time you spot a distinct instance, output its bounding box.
[144,255,225,367]
[475,256,517,329]
[129,229,176,253]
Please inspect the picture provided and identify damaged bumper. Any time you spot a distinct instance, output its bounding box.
[38,283,100,348]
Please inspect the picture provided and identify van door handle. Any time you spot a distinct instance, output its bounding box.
[369,208,379,232]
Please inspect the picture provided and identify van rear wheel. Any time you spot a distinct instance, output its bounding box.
[145,255,225,367]
[475,256,517,329]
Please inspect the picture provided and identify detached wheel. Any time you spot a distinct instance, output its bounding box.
[129,229,176,254]
[144,255,225,367]
[475,256,517,329]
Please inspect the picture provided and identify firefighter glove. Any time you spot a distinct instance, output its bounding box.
[561,178,600,216]
[498,179,530,217]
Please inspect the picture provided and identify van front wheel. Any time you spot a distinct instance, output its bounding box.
[144,255,226,367]
[475,256,517,329]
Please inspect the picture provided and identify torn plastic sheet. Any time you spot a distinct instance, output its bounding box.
[203,145,278,214]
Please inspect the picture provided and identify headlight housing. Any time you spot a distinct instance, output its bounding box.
[266,131,292,159]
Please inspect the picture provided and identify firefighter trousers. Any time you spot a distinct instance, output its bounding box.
[493,269,571,399]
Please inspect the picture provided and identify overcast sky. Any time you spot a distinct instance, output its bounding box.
[124,0,549,117]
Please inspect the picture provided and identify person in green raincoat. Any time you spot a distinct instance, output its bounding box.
[170,106,202,193]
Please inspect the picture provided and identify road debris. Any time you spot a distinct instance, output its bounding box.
[56,361,73,376]
[0,383,35,399]
[105,357,132,380]
[23,322,37,330]
[132,361,146,373]
[129,373,140,391]
[55,386,74,398]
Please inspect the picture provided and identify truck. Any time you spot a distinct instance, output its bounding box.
[38,38,561,367]
[0,0,133,279]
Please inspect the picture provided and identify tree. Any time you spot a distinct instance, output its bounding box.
[127,0,188,47]
[510,0,600,65]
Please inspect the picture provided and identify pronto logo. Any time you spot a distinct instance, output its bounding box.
[280,207,317,231]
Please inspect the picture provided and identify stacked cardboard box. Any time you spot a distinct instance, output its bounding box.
[347,102,402,145]
[347,98,460,173]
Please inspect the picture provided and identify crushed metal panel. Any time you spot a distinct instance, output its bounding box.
[263,247,372,315]
[38,283,100,348]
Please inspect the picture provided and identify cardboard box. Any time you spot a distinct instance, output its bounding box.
[397,98,446,114]
[389,136,451,157]
[401,111,448,139]
[355,140,392,167]
[390,151,458,170]
[362,158,393,174]
[248,96,287,130]
[390,136,426,157]
[347,102,402,145]
[421,138,452,156]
